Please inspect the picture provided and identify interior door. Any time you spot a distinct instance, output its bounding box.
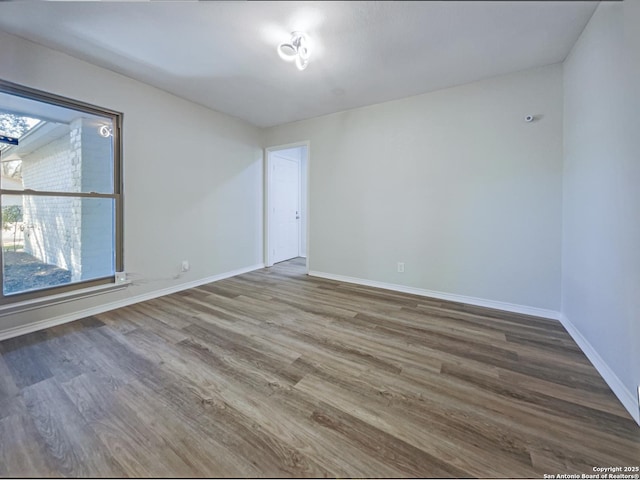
[272,154,300,263]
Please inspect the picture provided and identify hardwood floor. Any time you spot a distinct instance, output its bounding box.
[1,257,638,477]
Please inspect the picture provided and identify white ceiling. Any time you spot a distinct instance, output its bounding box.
[0,1,597,128]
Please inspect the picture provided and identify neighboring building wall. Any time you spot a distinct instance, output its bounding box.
[21,130,82,280]
[21,117,114,282]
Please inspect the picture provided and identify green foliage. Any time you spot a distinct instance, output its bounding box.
[2,205,24,252]
[2,205,22,226]
[0,113,31,138]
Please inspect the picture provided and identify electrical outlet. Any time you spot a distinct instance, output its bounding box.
[115,271,127,283]
[181,260,190,272]
[397,262,405,273]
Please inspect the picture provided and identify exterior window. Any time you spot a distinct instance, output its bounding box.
[0,80,122,304]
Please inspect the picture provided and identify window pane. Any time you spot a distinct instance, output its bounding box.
[2,195,115,296]
[1,110,114,194]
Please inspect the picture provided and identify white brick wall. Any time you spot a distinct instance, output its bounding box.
[22,131,82,280]
[21,117,114,283]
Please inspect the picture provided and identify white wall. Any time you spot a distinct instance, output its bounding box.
[265,64,564,313]
[0,30,264,335]
[562,1,640,424]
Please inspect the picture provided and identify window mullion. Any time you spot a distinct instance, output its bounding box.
[0,189,116,199]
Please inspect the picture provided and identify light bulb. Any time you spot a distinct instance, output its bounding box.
[295,54,309,71]
[277,43,297,62]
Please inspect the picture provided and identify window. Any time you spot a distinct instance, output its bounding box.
[0,80,122,305]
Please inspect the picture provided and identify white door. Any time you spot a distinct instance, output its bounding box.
[272,154,300,263]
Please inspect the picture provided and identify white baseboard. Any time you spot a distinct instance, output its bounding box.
[559,314,640,425]
[0,263,265,342]
[308,270,561,320]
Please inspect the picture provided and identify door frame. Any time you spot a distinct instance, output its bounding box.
[264,141,310,271]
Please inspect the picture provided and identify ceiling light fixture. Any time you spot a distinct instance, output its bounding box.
[278,31,310,71]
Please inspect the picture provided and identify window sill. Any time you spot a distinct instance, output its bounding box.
[0,280,131,317]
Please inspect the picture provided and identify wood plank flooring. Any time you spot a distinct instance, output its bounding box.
[1,257,638,478]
